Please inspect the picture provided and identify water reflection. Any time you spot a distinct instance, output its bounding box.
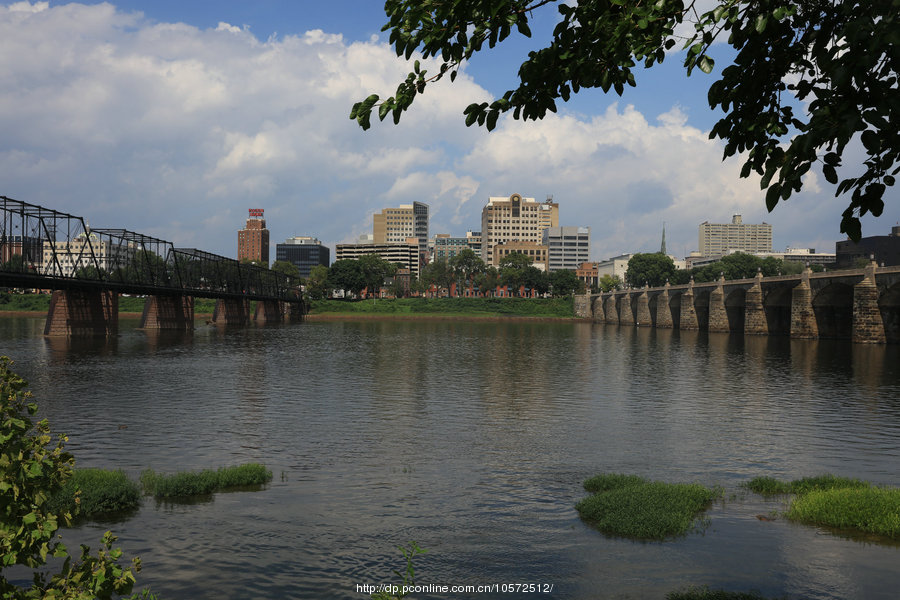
[0,316,898,599]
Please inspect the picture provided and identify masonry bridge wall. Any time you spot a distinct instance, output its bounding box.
[575,263,900,344]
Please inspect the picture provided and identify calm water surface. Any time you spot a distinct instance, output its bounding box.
[2,316,899,599]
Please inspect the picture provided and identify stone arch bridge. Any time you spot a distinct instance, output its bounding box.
[574,263,900,344]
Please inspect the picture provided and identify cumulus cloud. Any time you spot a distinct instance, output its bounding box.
[0,1,488,254]
[0,1,893,262]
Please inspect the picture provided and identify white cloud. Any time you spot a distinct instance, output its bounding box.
[0,1,894,264]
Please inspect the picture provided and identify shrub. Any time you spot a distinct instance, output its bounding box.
[1,356,152,598]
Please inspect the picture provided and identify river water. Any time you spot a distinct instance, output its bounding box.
[1,316,899,599]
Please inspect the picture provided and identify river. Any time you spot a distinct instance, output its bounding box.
[1,316,899,599]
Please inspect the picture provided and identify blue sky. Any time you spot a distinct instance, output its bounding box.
[1,1,897,262]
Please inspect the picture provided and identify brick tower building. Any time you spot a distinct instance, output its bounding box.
[237,208,270,265]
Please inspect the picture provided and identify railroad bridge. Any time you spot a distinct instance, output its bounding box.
[574,265,900,344]
[1,195,305,336]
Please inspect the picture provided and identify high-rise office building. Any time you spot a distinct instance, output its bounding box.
[237,209,270,265]
[275,236,330,278]
[543,226,590,272]
[480,193,559,265]
[698,215,772,258]
[373,201,429,264]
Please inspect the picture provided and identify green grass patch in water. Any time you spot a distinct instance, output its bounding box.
[786,486,900,539]
[744,473,898,540]
[140,463,272,498]
[576,474,720,540]
[742,474,869,496]
[46,468,141,518]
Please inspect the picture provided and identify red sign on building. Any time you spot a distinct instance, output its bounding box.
[248,208,265,218]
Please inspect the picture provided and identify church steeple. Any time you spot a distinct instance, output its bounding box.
[660,223,667,255]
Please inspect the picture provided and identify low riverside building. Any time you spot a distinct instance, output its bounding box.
[335,240,421,278]
[492,241,549,270]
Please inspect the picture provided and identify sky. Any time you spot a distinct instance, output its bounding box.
[1,1,898,263]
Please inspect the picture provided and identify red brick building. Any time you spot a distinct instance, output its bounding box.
[237,208,270,265]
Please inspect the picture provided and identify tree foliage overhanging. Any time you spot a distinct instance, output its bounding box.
[351,0,900,240]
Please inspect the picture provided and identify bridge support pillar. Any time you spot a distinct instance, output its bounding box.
[708,277,729,333]
[790,269,818,339]
[619,293,635,326]
[744,272,768,336]
[591,295,605,323]
[656,285,673,328]
[44,289,118,337]
[852,261,886,344]
[212,299,250,326]
[140,295,194,330]
[574,294,592,319]
[605,295,618,324]
[636,289,652,326]
[680,282,699,330]
[254,300,284,323]
[283,301,306,322]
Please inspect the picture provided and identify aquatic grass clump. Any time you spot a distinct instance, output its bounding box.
[741,476,792,496]
[576,474,720,540]
[46,468,141,518]
[140,463,272,498]
[786,486,900,539]
[215,463,273,488]
[743,474,869,497]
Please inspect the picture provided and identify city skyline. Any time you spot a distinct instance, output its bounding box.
[2,1,898,264]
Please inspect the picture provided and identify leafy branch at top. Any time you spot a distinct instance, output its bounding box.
[352,0,900,241]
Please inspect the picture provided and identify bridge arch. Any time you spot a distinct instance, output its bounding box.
[724,288,746,333]
[813,283,853,339]
[694,290,711,331]
[763,285,793,335]
[668,292,682,329]
[880,282,900,343]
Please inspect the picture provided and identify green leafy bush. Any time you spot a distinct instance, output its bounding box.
[1,356,153,599]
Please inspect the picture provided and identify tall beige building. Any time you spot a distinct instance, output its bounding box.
[373,201,429,264]
[480,194,559,265]
[698,214,772,258]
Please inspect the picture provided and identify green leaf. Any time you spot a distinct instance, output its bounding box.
[823,164,838,184]
[765,183,782,211]
[698,55,715,74]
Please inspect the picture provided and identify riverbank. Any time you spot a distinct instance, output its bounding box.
[308,297,576,319]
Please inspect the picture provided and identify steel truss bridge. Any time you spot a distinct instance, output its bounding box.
[0,195,300,300]
[1,195,303,334]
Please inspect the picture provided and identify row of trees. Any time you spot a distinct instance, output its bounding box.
[623,252,826,289]
[304,248,586,300]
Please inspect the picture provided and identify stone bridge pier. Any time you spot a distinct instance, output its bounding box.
[575,263,900,344]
